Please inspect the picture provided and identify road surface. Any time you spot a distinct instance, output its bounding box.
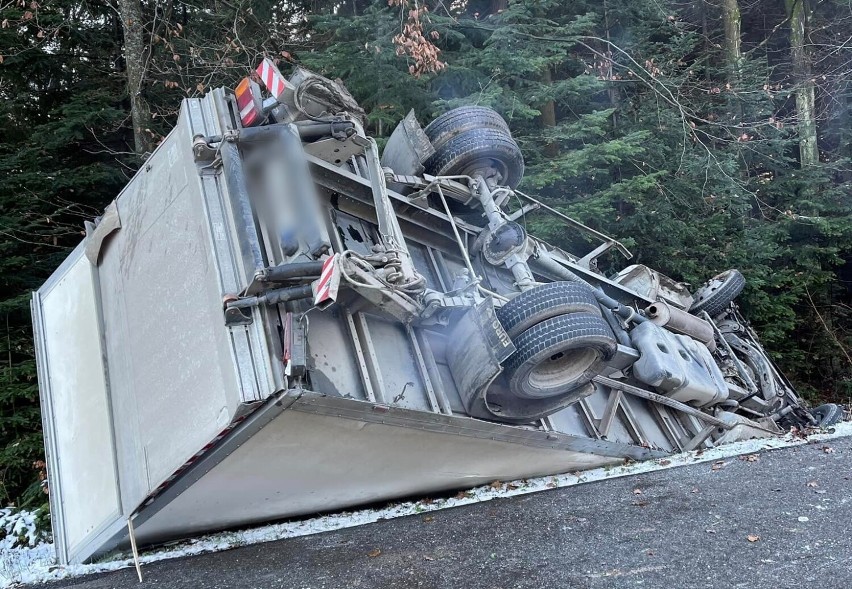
[32,435,851,588]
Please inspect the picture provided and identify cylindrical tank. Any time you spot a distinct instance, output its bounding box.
[646,300,716,351]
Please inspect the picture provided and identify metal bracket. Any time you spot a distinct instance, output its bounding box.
[223,295,253,326]
[578,241,617,270]
[192,135,219,163]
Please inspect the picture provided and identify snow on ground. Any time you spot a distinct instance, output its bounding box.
[2,421,851,588]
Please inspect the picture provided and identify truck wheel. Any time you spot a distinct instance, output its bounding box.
[424,127,524,189]
[504,313,616,400]
[497,281,601,339]
[425,106,510,152]
[811,403,843,427]
[690,269,746,318]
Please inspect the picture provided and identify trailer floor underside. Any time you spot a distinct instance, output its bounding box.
[31,431,852,589]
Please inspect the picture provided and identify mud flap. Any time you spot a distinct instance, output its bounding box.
[447,299,603,424]
[446,298,514,418]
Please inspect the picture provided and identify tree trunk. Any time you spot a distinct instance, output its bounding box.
[721,0,742,79]
[540,66,558,158]
[490,0,508,14]
[118,0,154,156]
[604,0,619,130]
[786,0,819,166]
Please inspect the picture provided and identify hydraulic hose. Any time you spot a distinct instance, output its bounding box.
[257,261,325,283]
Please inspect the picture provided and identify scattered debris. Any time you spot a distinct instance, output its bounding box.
[747,535,760,542]
[711,461,727,471]
[740,454,760,463]
[367,549,382,558]
[798,516,809,523]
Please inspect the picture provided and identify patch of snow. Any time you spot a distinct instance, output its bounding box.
[0,509,41,551]
[3,421,851,588]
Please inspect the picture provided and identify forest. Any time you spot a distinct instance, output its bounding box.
[0,0,850,512]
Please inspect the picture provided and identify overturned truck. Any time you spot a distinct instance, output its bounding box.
[32,60,837,564]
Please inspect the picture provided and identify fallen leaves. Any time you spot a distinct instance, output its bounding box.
[711,461,727,471]
[747,535,760,543]
[739,454,760,463]
[789,426,809,440]
[821,445,835,454]
[367,549,382,558]
[422,516,434,523]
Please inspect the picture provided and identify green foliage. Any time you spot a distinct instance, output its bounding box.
[0,0,849,511]
[0,0,132,506]
[309,0,852,401]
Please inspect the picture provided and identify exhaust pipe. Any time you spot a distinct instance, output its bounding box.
[645,301,716,351]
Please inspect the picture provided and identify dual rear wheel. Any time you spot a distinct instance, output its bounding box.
[423,106,524,189]
[497,282,616,401]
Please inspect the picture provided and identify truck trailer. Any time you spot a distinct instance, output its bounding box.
[32,60,836,565]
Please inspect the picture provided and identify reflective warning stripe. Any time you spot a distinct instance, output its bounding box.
[314,254,340,306]
[256,57,288,99]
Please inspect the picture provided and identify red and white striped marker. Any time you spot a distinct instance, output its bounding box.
[256,57,290,99]
[313,254,341,308]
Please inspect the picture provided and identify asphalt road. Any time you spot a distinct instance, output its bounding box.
[33,436,851,589]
